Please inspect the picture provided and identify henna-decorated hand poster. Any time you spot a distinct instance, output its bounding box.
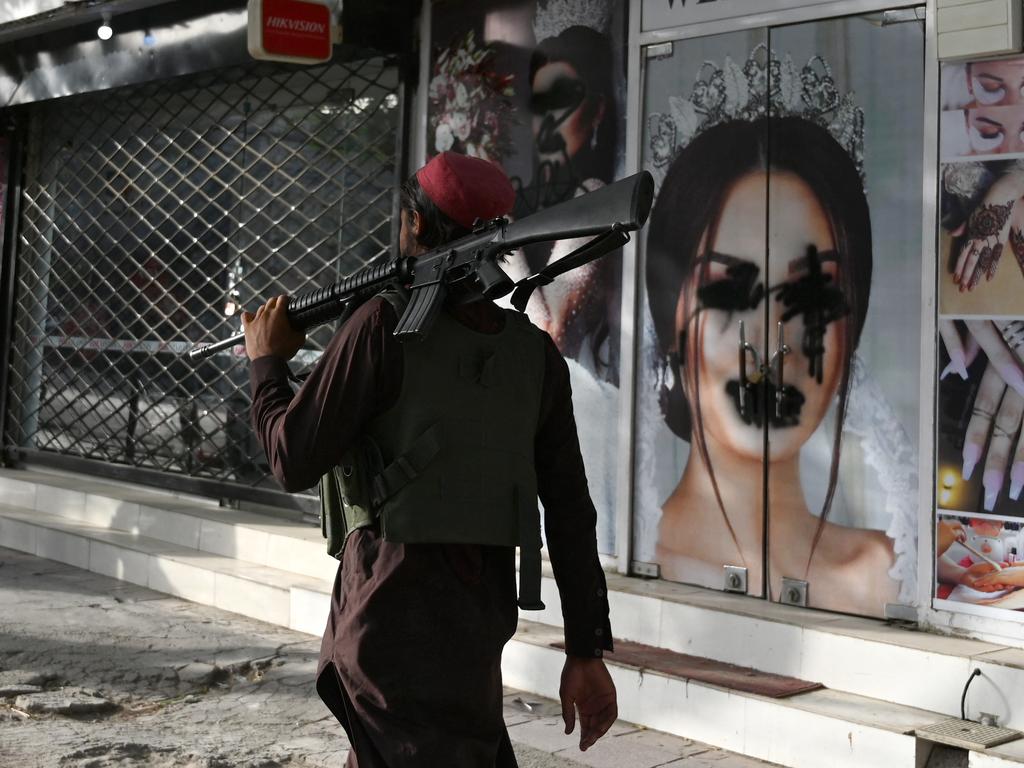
[936,57,1024,618]
[939,160,1024,315]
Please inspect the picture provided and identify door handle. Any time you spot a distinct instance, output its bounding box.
[767,321,791,418]
[737,320,761,416]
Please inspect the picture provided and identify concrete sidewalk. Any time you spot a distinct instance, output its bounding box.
[0,547,778,767]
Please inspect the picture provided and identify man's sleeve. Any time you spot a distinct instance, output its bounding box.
[249,296,401,493]
[535,333,613,658]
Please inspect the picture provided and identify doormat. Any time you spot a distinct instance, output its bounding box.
[552,639,823,699]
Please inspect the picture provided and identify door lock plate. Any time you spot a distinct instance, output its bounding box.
[724,565,748,593]
[631,560,661,579]
[781,578,808,607]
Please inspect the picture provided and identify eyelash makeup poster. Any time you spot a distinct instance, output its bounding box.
[427,0,629,555]
[936,57,1024,618]
[634,17,924,618]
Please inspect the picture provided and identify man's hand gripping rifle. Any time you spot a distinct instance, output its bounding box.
[187,171,654,361]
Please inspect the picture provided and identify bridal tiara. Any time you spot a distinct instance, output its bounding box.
[533,0,612,42]
[648,44,866,184]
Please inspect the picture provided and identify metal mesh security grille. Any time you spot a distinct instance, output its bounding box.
[4,57,401,501]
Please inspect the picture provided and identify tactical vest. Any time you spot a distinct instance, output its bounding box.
[319,290,548,609]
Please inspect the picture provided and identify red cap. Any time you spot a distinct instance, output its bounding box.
[416,151,515,229]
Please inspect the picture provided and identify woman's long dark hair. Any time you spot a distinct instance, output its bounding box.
[646,117,872,573]
[526,25,622,381]
[529,24,619,188]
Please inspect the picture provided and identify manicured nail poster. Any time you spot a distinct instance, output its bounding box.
[937,319,1024,517]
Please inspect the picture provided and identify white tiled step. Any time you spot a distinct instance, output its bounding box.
[0,504,333,635]
[531,568,1024,733]
[976,742,1024,768]
[505,620,1024,768]
[0,468,337,583]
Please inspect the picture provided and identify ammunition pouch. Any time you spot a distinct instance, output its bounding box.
[319,438,384,560]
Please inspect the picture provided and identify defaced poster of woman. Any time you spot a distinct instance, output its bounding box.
[427,0,628,555]
[633,20,924,618]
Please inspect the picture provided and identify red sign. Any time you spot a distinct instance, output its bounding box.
[248,0,333,64]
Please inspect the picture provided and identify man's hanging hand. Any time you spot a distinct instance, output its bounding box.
[559,656,617,751]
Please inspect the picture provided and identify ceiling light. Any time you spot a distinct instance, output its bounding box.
[98,14,113,40]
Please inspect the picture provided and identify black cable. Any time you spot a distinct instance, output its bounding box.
[961,668,981,721]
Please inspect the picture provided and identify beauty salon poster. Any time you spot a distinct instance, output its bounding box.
[427,0,628,554]
[633,17,923,618]
[936,57,1024,618]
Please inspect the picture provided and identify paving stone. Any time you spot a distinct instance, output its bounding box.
[177,661,217,686]
[564,738,686,768]
[0,683,42,696]
[14,687,118,715]
[0,669,50,692]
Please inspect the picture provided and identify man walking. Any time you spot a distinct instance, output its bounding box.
[242,151,615,766]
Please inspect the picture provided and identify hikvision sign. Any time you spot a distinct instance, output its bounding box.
[641,0,837,32]
[266,17,327,34]
[248,0,334,64]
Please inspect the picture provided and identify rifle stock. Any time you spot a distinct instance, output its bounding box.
[500,171,654,250]
[187,170,654,359]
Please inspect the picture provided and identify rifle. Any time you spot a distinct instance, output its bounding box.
[187,170,654,361]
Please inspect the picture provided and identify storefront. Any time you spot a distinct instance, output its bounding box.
[0,2,1022,762]
[416,0,1024,645]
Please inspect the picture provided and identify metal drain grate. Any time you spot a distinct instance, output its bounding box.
[916,718,1023,750]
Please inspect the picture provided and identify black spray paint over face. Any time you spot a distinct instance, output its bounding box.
[725,378,806,428]
[691,245,851,427]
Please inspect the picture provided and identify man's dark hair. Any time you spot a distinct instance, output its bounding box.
[399,173,472,249]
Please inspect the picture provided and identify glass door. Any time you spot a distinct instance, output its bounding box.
[634,27,772,599]
[632,9,923,618]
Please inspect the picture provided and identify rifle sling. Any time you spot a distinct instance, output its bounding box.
[510,227,629,313]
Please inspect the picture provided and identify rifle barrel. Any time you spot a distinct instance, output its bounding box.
[185,172,654,360]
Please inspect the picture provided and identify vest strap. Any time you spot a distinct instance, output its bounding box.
[371,424,442,507]
[515,485,546,611]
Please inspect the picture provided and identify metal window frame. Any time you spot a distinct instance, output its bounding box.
[0,118,25,462]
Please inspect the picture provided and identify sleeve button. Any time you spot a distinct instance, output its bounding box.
[596,588,605,597]
[595,628,604,637]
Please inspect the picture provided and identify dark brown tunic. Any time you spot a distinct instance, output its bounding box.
[250,296,612,767]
